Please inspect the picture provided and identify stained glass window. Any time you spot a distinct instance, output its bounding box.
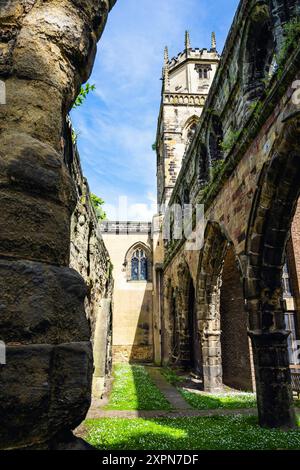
[131,249,148,281]
[140,257,148,281]
[131,257,139,281]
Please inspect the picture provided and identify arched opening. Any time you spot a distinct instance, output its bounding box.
[170,287,180,363]
[162,279,175,365]
[183,116,199,149]
[187,277,203,375]
[208,114,223,164]
[242,5,275,101]
[282,203,300,376]
[124,242,152,282]
[131,248,148,281]
[196,221,228,391]
[245,118,300,428]
[220,245,253,391]
[197,142,209,186]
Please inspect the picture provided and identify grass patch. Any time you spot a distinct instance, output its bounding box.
[161,367,300,410]
[180,389,300,410]
[180,389,257,410]
[104,364,172,411]
[85,415,300,450]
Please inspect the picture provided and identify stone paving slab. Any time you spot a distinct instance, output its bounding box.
[145,366,193,410]
[86,407,259,419]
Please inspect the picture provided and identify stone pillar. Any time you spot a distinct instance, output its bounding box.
[201,330,223,392]
[0,0,114,449]
[92,299,112,399]
[176,289,190,367]
[249,330,297,429]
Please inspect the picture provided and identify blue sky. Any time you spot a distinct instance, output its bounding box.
[71,0,240,220]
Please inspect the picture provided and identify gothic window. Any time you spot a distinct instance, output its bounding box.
[198,143,209,185]
[183,188,190,205]
[208,114,223,163]
[243,8,275,100]
[187,122,197,145]
[131,249,148,281]
[184,118,199,150]
[124,243,151,281]
[196,65,211,80]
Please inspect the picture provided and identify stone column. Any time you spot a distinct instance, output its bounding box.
[92,299,112,398]
[0,0,115,449]
[249,329,296,429]
[201,329,223,392]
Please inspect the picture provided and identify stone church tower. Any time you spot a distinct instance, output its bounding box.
[156,32,220,206]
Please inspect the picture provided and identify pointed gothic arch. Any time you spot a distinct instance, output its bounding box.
[195,221,229,391]
[197,142,209,185]
[183,116,199,147]
[241,4,275,103]
[124,242,152,282]
[176,261,202,372]
[208,114,224,164]
[195,221,249,391]
[162,278,175,365]
[245,117,300,428]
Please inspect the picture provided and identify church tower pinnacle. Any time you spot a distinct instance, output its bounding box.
[163,46,170,91]
[185,30,191,51]
[211,32,217,51]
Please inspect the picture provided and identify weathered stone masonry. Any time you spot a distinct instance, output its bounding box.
[0,0,116,450]
[68,131,113,398]
[157,0,300,428]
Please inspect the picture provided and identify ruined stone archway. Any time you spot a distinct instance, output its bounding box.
[241,3,275,102]
[196,222,253,392]
[161,278,174,365]
[195,221,229,391]
[245,117,300,428]
[220,245,254,391]
[174,262,202,371]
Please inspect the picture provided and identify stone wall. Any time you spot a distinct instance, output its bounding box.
[67,130,114,395]
[101,227,154,364]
